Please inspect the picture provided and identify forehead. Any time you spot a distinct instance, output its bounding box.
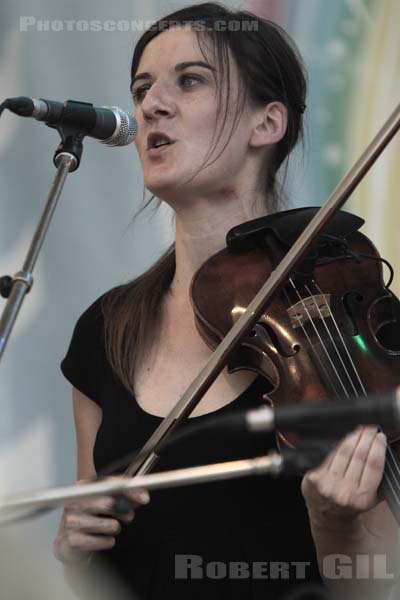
[137,26,214,72]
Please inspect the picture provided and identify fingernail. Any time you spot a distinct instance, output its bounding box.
[123,511,135,521]
[139,491,150,504]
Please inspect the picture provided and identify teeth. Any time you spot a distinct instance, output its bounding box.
[154,140,169,148]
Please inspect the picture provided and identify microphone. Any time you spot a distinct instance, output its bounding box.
[2,96,137,146]
[213,389,400,435]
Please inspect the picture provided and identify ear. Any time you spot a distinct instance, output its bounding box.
[249,101,287,148]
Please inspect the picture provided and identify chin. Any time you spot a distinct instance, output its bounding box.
[144,178,175,196]
[143,166,214,200]
[144,172,190,197]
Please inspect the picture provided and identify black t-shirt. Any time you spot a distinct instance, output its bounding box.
[61,294,322,599]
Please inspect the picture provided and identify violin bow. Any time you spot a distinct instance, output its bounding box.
[125,102,400,477]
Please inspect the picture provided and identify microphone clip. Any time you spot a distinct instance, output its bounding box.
[50,100,97,171]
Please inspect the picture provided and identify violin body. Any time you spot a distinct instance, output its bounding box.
[191,208,400,514]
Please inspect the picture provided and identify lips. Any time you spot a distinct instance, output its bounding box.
[147,141,176,158]
[147,131,175,150]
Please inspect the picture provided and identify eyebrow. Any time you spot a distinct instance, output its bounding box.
[131,61,217,87]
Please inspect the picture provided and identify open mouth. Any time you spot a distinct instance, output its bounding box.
[147,132,175,150]
[147,140,176,156]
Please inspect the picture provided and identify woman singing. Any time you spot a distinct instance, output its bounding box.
[54,4,398,599]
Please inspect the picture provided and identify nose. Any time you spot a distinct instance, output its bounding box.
[140,81,177,122]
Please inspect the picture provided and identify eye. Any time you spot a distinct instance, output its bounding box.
[179,74,202,88]
[131,85,149,103]
[131,74,203,104]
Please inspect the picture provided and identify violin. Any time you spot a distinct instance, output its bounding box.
[124,103,400,520]
[191,206,400,522]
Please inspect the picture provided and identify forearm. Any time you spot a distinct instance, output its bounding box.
[62,562,92,599]
[310,512,397,600]
[54,538,93,600]
[300,427,399,599]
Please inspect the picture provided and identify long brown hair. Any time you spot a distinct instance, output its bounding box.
[102,3,307,395]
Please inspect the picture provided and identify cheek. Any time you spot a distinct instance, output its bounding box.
[132,110,146,143]
[133,140,144,165]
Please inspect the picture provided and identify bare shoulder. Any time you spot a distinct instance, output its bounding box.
[72,387,102,479]
[73,386,102,419]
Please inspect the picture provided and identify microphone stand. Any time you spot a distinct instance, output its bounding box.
[0,121,84,361]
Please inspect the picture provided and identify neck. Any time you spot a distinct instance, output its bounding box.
[169,190,270,300]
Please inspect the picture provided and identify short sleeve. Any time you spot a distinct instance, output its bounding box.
[61,294,108,407]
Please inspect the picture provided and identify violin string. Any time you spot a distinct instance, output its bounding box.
[282,279,390,487]
[309,280,400,495]
[287,278,351,398]
[284,278,400,506]
[383,447,400,489]
[285,277,400,500]
[311,281,367,396]
[307,281,400,502]
[304,282,363,397]
[281,285,344,400]
[294,279,400,504]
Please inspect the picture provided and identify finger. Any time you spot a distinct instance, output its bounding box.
[101,477,150,507]
[66,531,116,553]
[343,426,379,486]
[105,475,150,504]
[122,488,150,507]
[326,427,364,477]
[310,429,363,475]
[65,496,118,515]
[111,496,135,517]
[110,509,135,523]
[108,490,150,519]
[359,432,387,496]
[65,512,125,536]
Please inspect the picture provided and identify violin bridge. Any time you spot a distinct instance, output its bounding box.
[287,294,332,328]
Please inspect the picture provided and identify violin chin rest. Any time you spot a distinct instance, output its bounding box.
[226,207,364,251]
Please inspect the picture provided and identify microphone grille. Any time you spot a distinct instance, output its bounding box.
[101,106,137,147]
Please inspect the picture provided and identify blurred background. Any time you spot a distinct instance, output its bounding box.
[0,0,399,593]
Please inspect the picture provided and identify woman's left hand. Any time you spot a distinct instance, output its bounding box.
[302,427,399,599]
[301,426,387,529]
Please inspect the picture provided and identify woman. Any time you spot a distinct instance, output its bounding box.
[54,3,398,599]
